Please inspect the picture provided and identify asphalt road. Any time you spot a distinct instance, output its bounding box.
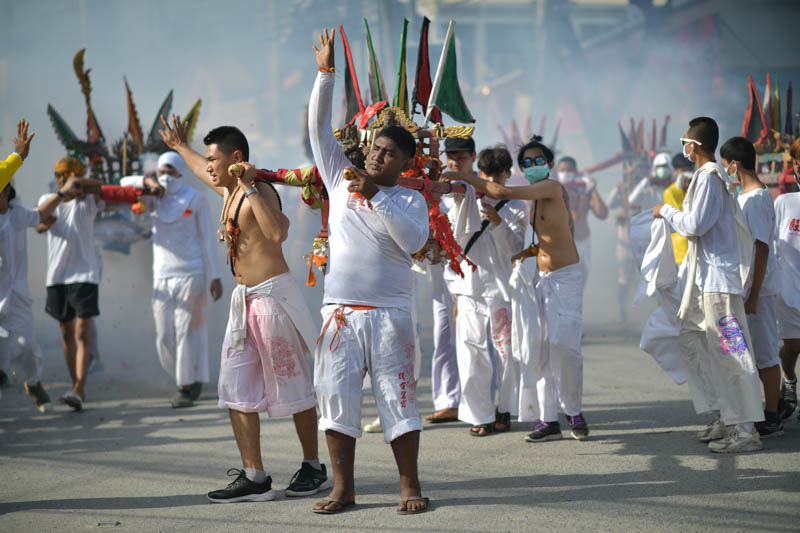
[1,328,798,532]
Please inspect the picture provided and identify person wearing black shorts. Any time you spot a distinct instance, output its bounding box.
[38,157,104,411]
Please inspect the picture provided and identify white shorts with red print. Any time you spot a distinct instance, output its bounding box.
[314,305,422,443]
[217,293,316,417]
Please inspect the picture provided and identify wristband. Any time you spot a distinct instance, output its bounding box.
[318,67,335,73]
[244,186,259,197]
[57,190,65,199]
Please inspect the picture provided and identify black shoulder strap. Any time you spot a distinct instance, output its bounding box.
[463,199,510,257]
[530,200,539,248]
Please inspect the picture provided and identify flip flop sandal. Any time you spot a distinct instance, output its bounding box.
[493,410,511,433]
[397,496,430,515]
[426,410,458,424]
[312,498,356,514]
[469,423,493,437]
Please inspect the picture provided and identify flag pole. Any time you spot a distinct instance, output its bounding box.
[423,20,455,128]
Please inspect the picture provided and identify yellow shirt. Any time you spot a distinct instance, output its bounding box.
[0,152,22,193]
[663,183,687,264]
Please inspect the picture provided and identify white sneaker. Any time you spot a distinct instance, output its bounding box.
[697,418,725,442]
[708,425,762,453]
[363,416,382,433]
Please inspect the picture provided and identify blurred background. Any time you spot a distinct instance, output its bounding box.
[1,0,797,390]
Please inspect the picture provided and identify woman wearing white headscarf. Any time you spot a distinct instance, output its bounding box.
[121,151,223,407]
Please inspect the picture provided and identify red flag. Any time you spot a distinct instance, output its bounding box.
[340,25,365,125]
[742,75,769,145]
[412,16,441,123]
[124,77,144,153]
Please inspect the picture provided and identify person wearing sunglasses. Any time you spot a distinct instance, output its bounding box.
[653,117,764,453]
[442,136,589,444]
[36,157,105,412]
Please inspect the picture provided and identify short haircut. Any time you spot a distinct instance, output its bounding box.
[375,125,416,158]
[672,153,693,170]
[203,126,249,161]
[4,184,15,201]
[790,137,800,160]
[719,136,756,170]
[517,136,554,168]
[558,156,577,169]
[687,116,719,154]
[477,145,513,176]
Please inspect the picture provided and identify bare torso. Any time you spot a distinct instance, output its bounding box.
[222,187,290,286]
[533,184,579,273]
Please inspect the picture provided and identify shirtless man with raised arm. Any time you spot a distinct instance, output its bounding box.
[444,137,590,442]
[160,118,329,503]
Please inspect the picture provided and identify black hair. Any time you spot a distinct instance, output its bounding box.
[375,125,416,159]
[203,126,250,161]
[687,116,719,154]
[671,153,693,170]
[558,156,577,169]
[720,136,756,171]
[517,135,554,168]
[4,184,15,202]
[477,145,513,176]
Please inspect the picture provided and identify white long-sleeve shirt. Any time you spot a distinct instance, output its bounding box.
[37,194,104,286]
[774,191,800,310]
[660,161,743,295]
[119,177,221,281]
[446,194,527,301]
[308,72,429,309]
[0,203,40,319]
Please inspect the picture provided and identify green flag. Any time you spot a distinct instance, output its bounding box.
[364,19,388,105]
[393,18,409,116]
[434,29,474,124]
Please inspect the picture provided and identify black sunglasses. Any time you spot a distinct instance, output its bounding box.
[521,156,547,169]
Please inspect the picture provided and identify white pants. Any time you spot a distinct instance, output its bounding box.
[153,275,209,387]
[680,291,764,425]
[0,303,44,394]
[455,295,519,425]
[431,265,460,410]
[315,305,422,443]
[746,294,780,369]
[519,263,584,423]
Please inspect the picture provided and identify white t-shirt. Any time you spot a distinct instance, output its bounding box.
[737,187,777,296]
[774,191,800,310]
[119,177,221,280]
[37,194,104,286]
[0,203,40,318]
[308,72,429,309]
[660,162,743,295]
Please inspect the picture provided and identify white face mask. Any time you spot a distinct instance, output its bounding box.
[726,161,738,181]
[558,171,578,184]
[158,175,182,195]
[682,142,694,161]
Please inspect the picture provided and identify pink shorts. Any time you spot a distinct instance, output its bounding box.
[218,293,316,416]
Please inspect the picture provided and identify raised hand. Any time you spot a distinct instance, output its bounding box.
[13,119,35,160]
[344,165,378,200]
[312,28,336,71]
[159,114,189,151]
[59,176,85,200]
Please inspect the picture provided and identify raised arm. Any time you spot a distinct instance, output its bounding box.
[36,177,83,223]
[1,119,35,193]
[308,28,349,191]
[159,114,225,197]
[586,177,608,220]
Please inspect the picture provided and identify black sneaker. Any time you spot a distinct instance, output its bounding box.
[568,413,590,441]
[24,381,50,413]
[524,421,563,443]
[189,382,203,401]
[285,463,330,497]
[779,381,798,420]
[207,469,277,503]
[756,416,784,439]
[170,389,193,409]
[0,370,8,386]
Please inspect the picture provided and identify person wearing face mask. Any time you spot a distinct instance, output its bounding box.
[446,137,589,443]
[37,157,105,412]
[719,136,783,439]
[440,146,527,437]
[662,154,694,264]
[120,151,223,408]
[772,137,800,423]
[653,117,764,453]
[629,152,674,213]
[556,156,607,290]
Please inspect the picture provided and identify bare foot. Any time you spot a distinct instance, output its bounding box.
[397,496,429,514]
[426,407,458,423]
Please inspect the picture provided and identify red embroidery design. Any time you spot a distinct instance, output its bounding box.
[398,344,417,409]
[789,218,800,232]
[266,336,298,384]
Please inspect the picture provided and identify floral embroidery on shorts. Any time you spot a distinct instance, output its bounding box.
[398,344,416,409]
[718,313,748,356]
[266,336,299,383]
